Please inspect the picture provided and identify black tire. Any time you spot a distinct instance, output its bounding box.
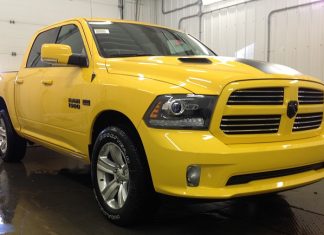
[0,109,27,162]
[91,126,157,226]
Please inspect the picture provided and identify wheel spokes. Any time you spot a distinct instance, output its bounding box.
[0,127,6,137]
[109,144,125,167]
[0,118,7,153]
[102,179,119,200]
[0,141,6,149]
[117,182,128,208]
[97,157,117,175]
[99,143,110,157]
[96,141,129,210]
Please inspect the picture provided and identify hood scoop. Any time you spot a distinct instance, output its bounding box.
[178,57,212,64]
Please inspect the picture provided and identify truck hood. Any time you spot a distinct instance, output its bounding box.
[105,56,322,94]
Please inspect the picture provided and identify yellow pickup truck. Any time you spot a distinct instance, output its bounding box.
[0,18,324,225]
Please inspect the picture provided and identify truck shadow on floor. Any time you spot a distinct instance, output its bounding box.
[57,163,311,234]
[0,149,323,235]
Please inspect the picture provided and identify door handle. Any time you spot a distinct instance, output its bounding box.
[41,80,53,86]
[16,79,24,84]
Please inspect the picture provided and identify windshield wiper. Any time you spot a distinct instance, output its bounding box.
[109,53,155,58]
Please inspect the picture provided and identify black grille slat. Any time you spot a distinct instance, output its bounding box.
[293,112,323,132]
[221,115,281,135]
[222,86,324,136]
[226,162,324,185]
[228,87,284,105]
[298,88,324,104]
[295,114,323,119]
[299,100,324,104]
[295,119,322,124]
[299,90,323,94]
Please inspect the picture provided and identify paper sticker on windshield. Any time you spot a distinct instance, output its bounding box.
[94,29,110,34]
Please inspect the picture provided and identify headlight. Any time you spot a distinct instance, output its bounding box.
[144,94,218,129]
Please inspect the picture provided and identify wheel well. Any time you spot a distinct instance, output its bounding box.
[0,97,8,111]
[90,110,154,188]
[90,110,144,159]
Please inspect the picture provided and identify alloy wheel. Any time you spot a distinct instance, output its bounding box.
[96,142,129,210]
[0,117,7,154]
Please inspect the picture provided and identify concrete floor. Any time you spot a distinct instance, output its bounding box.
[0,146,324,235]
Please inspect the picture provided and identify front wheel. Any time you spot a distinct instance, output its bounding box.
[91,126,157,226]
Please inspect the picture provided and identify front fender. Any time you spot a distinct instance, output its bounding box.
[86,73,191,143]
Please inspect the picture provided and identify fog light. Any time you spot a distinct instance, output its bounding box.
[186,165,201,187]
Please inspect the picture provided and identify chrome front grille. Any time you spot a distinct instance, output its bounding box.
[298,88,324,104]
[227,87,284,105]
[220,115,281,135]
[293,113,323,132]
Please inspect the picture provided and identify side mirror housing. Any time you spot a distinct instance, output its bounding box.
[41,44,88,67]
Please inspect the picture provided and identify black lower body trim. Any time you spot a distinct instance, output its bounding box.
[227,162,324,186]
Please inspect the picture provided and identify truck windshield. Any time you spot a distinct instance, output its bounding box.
[88,21,215,58]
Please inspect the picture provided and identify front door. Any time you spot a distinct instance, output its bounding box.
[16,22,93,156]
[38,23,93,155]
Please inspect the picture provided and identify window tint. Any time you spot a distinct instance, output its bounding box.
[26,28,59,67]
[57,24,86,55]
[88,22,215,58]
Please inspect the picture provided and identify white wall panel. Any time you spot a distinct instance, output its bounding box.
[0,0,120,25]
[124,0,157,22]
[0,0,120,71]
[0,0,157,71]
[2,0,323,81]
[270,1,324,80]
[0,54,24,72]
[157,0,200,35]
[155,0,324,81]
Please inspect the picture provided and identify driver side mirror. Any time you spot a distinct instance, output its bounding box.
[41,44,88,67]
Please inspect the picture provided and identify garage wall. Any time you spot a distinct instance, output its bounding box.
[2,0,323,81]
[124,0,157,23]
[157,0,201,36]
[0,0,156,72]
[156,0,324,81]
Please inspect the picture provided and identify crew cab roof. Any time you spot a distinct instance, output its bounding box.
[39,17,181,34]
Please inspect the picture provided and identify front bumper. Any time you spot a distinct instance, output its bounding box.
[138,122,324,199]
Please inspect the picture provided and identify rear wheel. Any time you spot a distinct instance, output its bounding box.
[0,110,27,162]
[91,126,157,226]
